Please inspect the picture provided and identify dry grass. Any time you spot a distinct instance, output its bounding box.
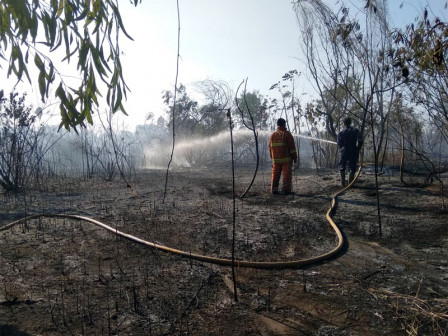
[369,286,448,336]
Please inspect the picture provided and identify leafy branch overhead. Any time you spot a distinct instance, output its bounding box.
[0,0,141,131]
[394,8,447,73]
[393,7,448,132]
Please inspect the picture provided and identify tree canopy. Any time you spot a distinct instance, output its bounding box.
[394,9,448,139]
[0,0,140,131]
[235,90,268,130]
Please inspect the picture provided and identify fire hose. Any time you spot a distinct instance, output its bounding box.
[0,170,360,270]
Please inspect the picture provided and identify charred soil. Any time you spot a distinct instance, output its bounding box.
[0,167,447,335]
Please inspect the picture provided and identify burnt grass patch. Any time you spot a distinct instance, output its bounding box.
[0,168,447,335]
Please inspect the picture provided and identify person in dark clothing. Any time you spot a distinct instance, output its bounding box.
[337,117,363,187]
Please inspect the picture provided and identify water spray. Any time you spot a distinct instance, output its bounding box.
[290,133,337,145]
[256,130,337,145]
[143,129,337,169]
[165,130,337,154]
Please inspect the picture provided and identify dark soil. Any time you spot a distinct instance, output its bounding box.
[0,167,447,335]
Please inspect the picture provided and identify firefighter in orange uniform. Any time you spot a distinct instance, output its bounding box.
[269,118,297,195]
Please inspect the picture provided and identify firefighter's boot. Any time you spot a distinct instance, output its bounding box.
[349,172,355,184]
[340,171,346,187]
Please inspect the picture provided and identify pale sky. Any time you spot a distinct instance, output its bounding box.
[116,0,447,129]
[2,0,447,130]
[117,0,302,128]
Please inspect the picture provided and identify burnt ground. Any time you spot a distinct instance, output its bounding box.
[0,167,447,336]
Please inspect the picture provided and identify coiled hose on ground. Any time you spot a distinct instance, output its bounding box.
[0,170,360,270]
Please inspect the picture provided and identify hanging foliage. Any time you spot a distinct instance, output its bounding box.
[0,0,141,131]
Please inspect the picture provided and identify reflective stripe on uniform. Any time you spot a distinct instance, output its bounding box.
[272,157,292,164]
